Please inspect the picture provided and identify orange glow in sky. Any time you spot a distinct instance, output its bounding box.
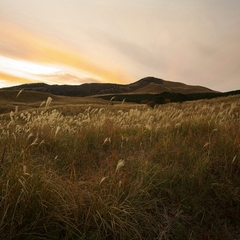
[1,0,240,91]
[0,19,131,88]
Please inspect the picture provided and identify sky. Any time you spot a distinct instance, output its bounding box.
[0,0,240,92]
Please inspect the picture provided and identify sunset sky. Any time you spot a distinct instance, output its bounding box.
[1,0,240,92]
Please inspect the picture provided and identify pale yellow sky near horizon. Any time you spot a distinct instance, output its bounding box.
[0,0,240,92]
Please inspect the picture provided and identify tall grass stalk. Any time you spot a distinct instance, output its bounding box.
[0,96,240,239]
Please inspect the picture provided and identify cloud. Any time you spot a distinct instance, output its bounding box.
[1,1,240,91]
[89,31,167,74]
[0,18,132,85]
[38,72,101,85]
[0,68,100,87]
[0,72,33,86]
[0,19,33,59]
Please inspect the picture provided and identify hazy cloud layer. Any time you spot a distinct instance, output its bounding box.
[39,72,100,85]
[0,0,240,91]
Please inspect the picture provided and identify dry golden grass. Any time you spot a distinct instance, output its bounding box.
[0,90,112,115]
[0,92,240,239]
[132,80,214,94]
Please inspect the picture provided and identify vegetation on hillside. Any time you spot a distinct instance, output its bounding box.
[3,77,240,107]
[0,90,110,115]
[96,90,240,106]
[1,76,216,98]
[0,95,240,239]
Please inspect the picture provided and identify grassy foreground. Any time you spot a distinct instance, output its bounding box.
[0,95,240,239]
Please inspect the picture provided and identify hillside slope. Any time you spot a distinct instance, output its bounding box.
[1,77,216,96]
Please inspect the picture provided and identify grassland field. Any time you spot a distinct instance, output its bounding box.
[0,90,240,239]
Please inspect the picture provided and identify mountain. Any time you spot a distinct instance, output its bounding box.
[1,77,216,96]
[129,77,214,94]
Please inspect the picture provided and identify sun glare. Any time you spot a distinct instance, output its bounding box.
[0,56,60,76]
[0,55,107,86]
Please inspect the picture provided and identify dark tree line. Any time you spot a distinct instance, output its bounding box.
[97,90,240,106]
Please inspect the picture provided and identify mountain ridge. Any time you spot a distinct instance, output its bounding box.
[1,77,216,97]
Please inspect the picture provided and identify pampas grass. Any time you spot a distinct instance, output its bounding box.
[0,95,240,239]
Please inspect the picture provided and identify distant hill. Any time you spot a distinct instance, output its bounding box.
[0,89,110,114]
[1,77,216,97]
[131,79,213,94]
[1,77,240,108]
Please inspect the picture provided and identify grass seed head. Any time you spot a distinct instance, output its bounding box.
[115,159,125,172]
[99,177,108,184]
[16,89,23,98]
